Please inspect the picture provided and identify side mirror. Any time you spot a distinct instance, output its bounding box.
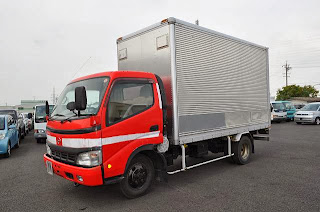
[45,101,49,115]
[66,102,76,111]
[27,113,32,119]
[270,107,273,112]
[75,86,87,111]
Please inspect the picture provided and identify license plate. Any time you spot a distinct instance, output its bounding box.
[46,161,53,175]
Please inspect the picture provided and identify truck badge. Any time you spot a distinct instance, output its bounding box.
[56,137,62,146]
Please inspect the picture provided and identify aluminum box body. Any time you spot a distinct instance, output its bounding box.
[117,17,270,145]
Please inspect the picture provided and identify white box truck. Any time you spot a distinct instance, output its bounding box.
[44,17,270,198]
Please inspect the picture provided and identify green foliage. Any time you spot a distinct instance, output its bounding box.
[276,85,319,101]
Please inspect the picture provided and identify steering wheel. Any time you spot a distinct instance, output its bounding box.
[122,105,136,118]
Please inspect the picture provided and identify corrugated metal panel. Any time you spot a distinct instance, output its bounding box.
[175,23,269,137]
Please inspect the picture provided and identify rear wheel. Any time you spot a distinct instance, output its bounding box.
[120,154,154,199]
[231,136,252,165]
[4,142,11,158]
[315,118,320,125]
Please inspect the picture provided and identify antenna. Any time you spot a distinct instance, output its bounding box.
[195,19,199,25]
[71,56,92,79]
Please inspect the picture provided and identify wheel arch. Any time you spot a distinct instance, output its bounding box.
[125,145,168,182]
[232,132,254,153]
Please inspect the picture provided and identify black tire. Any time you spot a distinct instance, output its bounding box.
[315,118,320,125]
[4,142,11,158]
[120,154,154,199]
[296,122,302,125]
[231,136,252,165]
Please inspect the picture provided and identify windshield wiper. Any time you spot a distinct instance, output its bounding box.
[60,114,77,123]
[60,113,93,123]
[52,114,65,117]
[49,113,64,121]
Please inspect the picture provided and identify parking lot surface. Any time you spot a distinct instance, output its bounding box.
[1,122,319,212]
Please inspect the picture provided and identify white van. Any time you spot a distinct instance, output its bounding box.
[271,102,287,123]
[34,104,54,143]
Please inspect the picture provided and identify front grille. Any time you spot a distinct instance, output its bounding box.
[51,150,77,164]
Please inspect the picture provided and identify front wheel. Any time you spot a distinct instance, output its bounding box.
[315,118,320,125]
[231,136,252,165]
[296,122,302,125]
[120,154,154,199]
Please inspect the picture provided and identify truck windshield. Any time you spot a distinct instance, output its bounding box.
[0,117,4,130]
[272,103,285,111]
[35,105,54,123]
[51,77,109,119]
[282,102,294,110]
[300,104,320,111]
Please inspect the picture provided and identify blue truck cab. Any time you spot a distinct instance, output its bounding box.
[0,115,19,158]
[279,101,296,121]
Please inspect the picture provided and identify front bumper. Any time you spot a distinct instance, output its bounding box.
[34,132,47,139]
[0,138,9,154]
[286,114,294,119]
[294,115,315,123]
[43,154,104,186]
[271,116,286,122]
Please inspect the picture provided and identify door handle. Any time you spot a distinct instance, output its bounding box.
[150,125,159,132]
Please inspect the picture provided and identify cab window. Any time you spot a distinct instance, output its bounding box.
[107,81,154,125]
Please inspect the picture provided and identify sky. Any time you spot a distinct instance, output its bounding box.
[0,0,320,105]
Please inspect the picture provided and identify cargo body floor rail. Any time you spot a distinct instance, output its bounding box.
[167,137,234,175]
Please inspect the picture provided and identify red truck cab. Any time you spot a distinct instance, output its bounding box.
[44,71,167,198]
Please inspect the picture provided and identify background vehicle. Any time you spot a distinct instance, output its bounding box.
[0,115,19,158]
[271,102,287,123]
[34,105,54,143]
[23,112,33,132]
[44,17,270,198]
[0,109,25,140]
[279,101,296,121]
[294,104,305,110]
[294,102,320,125]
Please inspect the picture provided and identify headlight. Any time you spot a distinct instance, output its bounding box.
[46,143,52,156]
[0,134,5,139]
[76,150,102,167]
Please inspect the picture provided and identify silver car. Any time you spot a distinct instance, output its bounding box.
[294,102,320,125]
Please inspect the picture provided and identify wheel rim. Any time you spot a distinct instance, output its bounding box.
[316,119,320,125]
[241,143,249,160]
[128,163,148,189]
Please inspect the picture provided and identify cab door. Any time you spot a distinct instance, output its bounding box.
[100,78,163,178]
